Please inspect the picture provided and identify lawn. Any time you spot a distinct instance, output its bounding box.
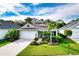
[17,34,79,56]
[0,40,11,47]
[17,42,79,56]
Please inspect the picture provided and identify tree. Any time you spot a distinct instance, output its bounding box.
[64,30,72,37]
[14,20,25,26]
[56,19,66,28]
[76,18,79,21]
[40,19,44,21]
[24,17,33,24]
[47,22,56,30]
[45,19,52,23]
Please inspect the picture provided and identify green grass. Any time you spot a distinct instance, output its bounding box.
[0,40,11,47]
[17,36,79,56]
[17,43,79,56]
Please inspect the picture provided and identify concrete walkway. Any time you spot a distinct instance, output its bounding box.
[0,39,32,56]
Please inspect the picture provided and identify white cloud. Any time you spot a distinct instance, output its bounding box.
[34,4,79,22]
[0,3,31,16]
[36,7,55,15]
[0,3,79,23]
[0,7,7,15]
[13,3,30,12]
[32,3,40,6]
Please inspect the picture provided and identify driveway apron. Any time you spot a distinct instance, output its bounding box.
[0,39,32,56]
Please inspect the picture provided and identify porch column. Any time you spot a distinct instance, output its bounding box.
[56,29,58,36]
[50,31,52,43]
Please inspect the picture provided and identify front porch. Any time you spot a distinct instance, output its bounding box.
[37,29,58,43]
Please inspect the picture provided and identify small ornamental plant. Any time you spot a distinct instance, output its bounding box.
[64,30,72,37]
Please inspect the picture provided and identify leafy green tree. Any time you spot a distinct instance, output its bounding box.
[47,21,56,30]
[56,19,66,28]
[40,19,44,21]
[14,20,25,26]
[48,23,52,30]
[45,19,52,23]
[25,17,33,24]
[76,18,79,21]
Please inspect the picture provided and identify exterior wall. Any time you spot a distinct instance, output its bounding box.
[70,29,79,41]
[20,29,38,40]
[59,29,64,34]
[0,29,8,39]
[59,29,79,41]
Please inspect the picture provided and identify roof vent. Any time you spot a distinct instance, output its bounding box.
[0,23,1,26]
[27,24,30,27]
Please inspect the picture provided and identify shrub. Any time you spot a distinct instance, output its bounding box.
[64,30,72,37]
[31,37,39,45]
[52,37,59,43]
[40,40,48,44]
[58,33,66,38]
[31,41,39,45]
[34,37,38,41]
[4,29,20,42]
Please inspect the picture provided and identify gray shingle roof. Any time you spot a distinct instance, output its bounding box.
[20,23,48,31]
[0,21,21,29]
[33,23,48,28]
[59,21,78,30]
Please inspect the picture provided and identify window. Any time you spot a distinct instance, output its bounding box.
[27,25,29,27]
[52,31,56,36]
[38,31,43,38]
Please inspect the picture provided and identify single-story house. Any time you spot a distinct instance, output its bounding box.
[19,23,58,40]
[59,21,79,41]
[0,21,58,40]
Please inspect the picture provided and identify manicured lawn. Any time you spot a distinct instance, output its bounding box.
[17,35,79,56]
[0,40,11,47]
[17,42,79,56]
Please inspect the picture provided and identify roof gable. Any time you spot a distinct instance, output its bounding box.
[20,23,36,29]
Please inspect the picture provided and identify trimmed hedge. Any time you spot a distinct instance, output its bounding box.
[58,33,66,38]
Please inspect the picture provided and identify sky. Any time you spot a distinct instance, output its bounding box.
[0,3,79,22]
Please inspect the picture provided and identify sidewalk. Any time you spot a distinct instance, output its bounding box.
[0,39,32,56]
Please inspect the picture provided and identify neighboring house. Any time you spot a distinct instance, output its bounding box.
[0,21,58,40]
[0,21,21,39]
[59,21,79,41]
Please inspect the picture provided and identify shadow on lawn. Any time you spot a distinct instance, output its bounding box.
[62,44,79,53]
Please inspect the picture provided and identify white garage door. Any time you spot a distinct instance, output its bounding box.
[0,30,8,39]
[20,30,38,39]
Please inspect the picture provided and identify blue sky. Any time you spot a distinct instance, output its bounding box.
[0,3,79,22]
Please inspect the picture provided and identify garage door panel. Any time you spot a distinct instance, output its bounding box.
[20,31,37,39]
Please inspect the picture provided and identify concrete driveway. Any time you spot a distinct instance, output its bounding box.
[0,39,32,56]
